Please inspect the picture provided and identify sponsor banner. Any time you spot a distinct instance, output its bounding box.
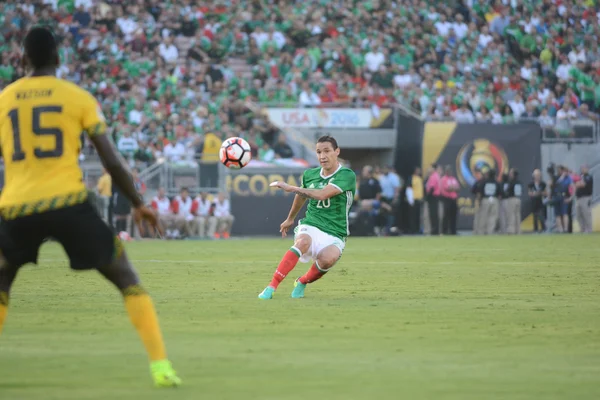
[266,108,392,129]
[225,169,306,236]
[422,123,541,231]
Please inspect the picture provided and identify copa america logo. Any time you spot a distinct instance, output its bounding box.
[456,139,509,187]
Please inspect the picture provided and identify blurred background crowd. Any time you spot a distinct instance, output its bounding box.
[1,0,599,237]
[350,161,593,237]
[1,0,600,167]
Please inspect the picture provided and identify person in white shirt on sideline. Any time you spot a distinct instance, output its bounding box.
[213,192,235,239]
[191,192,218,239]
[171,187,195,238]
[151,187,181,238]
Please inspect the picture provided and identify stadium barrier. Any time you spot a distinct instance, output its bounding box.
[225,167,306,236]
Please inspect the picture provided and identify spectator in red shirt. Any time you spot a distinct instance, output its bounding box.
[440,166,460,235]
[425,164,443,235]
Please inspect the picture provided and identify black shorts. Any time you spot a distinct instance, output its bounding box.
[0,200,115,270]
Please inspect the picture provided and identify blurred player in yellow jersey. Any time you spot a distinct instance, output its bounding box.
[0,27,181,387]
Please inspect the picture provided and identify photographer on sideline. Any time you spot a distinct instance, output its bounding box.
[551,166,573,233]
[471,169,485,235]
[528,169,547,233]
[480,169,502,235]
[504,168,523,234]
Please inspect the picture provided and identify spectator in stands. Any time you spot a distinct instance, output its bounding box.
[163,136,187,164]
[213,192,234,239]
[528,169,547,234]
[454,102,475,123]
[299,82,321,107]
[159,35,179,64]
[117,131,138,165]
[192,192,218,239]
[134,141,155,168]
[259,142,275,163]
[171,187,195,239]
[3,0,600,220]
[272,134,294,159]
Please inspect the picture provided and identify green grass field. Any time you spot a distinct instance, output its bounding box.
[0,235,599,400]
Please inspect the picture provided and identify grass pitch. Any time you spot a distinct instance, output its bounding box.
[0,235,599,400]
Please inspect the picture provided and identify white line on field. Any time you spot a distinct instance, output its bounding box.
[38,259,565,266]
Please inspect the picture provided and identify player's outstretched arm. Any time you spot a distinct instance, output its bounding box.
[287,194,307,221]
[279,194,307,237]
[270,181,341,201]
[90,133,162,235]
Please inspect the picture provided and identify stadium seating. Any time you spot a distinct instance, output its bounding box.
[1,0,599,156]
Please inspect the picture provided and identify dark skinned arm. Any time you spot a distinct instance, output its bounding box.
[87,128,143,208]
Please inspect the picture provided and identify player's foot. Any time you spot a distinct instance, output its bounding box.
[291,279,306,298]
[258,286,275,299]
[151,360,182,388]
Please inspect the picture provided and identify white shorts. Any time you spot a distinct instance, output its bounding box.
[294,224,345,263]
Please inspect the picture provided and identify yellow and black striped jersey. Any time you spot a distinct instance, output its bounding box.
[0,76,106,219]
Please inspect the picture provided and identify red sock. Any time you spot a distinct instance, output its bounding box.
[299,262,327,284]
[269,248,301,289]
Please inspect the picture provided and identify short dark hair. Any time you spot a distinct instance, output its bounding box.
[317,135,338,149]
[23,26,58,69]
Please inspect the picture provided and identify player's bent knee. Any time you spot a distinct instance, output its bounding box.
[316,257,336,270]
[294,236,311,254]
[316,247,341,270]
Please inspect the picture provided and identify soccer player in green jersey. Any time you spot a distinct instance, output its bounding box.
[258,136,356,299]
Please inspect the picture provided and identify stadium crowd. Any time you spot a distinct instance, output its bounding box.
[1,0,600,165]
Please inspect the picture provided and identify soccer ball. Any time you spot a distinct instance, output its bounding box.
[220,137,252,169]
[118,231,132,241]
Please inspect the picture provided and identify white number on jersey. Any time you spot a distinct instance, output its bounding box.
[316,199,331,208]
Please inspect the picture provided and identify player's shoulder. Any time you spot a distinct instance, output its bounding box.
[302,167,322,179]
[54,78,97,103]
[337,166,356,178]
[0,78,23,103]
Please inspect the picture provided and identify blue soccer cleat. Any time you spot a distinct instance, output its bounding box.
[258,286,275,300]
[291,279,306,298]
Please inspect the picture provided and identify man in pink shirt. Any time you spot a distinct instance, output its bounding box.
[425,164,443,235]
[441,166,460,235]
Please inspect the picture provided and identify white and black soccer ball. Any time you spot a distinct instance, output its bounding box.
[219,137,252,169]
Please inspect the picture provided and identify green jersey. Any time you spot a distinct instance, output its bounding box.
[299,165,356,240]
